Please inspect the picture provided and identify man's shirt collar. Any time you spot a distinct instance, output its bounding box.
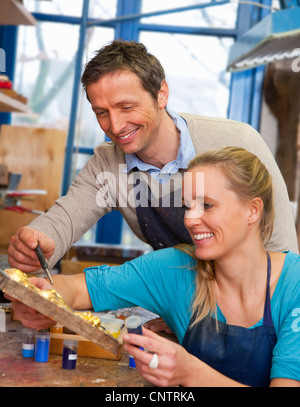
[124,108,196,181]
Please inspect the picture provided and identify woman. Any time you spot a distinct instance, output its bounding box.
[9,147,300,387]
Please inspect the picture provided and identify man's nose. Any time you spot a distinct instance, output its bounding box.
[109,111,127,135]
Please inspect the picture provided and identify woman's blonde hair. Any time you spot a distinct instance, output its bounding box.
[178,146,275,325]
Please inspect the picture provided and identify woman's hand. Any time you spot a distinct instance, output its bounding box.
[5,276,56,330]
[123,327,196,387]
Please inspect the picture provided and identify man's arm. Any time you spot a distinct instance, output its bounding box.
[9,154,114,270]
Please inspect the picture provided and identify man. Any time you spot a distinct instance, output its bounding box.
[8,40,298,279]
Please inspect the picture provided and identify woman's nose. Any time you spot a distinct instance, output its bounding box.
[184,203,204,226]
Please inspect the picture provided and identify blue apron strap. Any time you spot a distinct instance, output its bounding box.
[263,252,273,327]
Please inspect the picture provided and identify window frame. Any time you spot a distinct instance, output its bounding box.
[1,0,272,245]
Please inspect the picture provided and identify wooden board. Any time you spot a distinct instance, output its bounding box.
[0,125,66,244]
[50,332,124,360]
[0,93,29,113]
[0,0,36,25]
[0,270,123,356]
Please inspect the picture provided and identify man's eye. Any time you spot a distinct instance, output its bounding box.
[96,111,107,117]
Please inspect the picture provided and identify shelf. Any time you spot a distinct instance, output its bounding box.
[0,0,36,26]
[0,92,29,113]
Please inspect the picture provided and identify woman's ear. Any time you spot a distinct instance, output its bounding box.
[248,197,264,226]
[157,79,169,109]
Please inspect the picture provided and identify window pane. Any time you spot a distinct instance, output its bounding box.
[141,0,238,29]
[24,0,117,19]
[89,0,117,19]
[23,0,84,17]
[12,22,79,129]
[140,32,233,118]
[77,27,115,148]
[12,22,114,134]
[121,221,152,251]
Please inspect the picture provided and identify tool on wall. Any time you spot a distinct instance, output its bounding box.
[0,165,46,215]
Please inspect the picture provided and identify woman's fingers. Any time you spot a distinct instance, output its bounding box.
[123,327,192,387]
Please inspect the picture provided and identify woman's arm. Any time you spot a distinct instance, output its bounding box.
[51,273,92,310]
[270,378,300,387]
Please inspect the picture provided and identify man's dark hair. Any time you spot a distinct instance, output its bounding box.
[81,39,165,102]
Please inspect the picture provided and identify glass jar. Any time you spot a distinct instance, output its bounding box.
[62,339,78,369]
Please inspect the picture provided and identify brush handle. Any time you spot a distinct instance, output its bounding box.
[35,244,53,284]
[35,244,48,271]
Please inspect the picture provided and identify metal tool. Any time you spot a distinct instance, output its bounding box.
[34,244,53,285]
[0,268,8,279]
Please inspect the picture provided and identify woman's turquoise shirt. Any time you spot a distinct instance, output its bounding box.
[85,248,300,381]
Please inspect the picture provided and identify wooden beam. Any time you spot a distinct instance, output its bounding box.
[0,0,36,26]
[264,61,300,201]
[264,60,300,252]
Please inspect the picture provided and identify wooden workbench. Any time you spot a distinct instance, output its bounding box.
[0,309,157,387]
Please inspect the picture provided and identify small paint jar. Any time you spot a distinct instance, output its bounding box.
[50,323,63,333]
[129,354,136,368]
[115,309,125,320]
[34,332,50,362]
[22,328,36,358]
[0,308,6,332]
[104,322,121,338]
[125,316,142,335]
[123,309,131,319]
[125,316,143,369]
[62,340,78,370]
[115,308,131,320]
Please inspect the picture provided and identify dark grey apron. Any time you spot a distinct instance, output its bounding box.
[133,170,192,249]
[182,252,277,387]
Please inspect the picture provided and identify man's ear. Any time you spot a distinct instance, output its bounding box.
[248,197,264,226]
[157,79,169,109]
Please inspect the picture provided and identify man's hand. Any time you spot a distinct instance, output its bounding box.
[8,226,55,272]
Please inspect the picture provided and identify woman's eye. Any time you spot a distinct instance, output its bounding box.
[204,203,213,210]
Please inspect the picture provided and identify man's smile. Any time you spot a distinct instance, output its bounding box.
[115,128,139,144]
